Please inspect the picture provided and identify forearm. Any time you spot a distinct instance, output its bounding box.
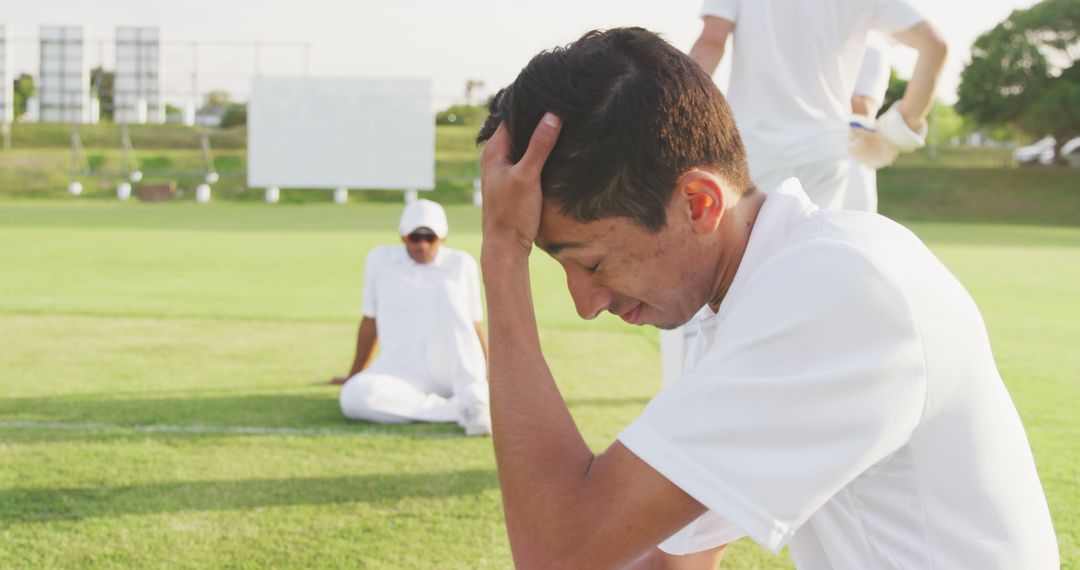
[895,22,948,130]
[349,318,378,375]
[474,322,489,360]
[481,245,595,564]
[850,95,879,118]
[688,39,725,76]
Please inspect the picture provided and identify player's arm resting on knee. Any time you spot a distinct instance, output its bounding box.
[890,20,947,134]
[688,17,733,76]
[480,116,716,568]
[348,316,379,376]
[473,321,489,360]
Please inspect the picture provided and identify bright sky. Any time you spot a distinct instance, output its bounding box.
[5,0,1040,108]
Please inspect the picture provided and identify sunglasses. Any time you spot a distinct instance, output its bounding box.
[406,232,438,244]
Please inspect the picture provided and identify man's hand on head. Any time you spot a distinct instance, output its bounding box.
[479,113,562,259]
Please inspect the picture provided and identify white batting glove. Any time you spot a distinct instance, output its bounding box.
[877,101,927,153]
[849,115,898,169]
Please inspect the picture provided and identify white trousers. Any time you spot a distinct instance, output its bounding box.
[840,158,878,212]
[339,305,488,425]
[753,157,851,210]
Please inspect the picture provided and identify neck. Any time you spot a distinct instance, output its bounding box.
[707,189,766,312]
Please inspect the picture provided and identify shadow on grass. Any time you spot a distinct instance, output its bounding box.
[0,469,497,524]
[0,392,463,439]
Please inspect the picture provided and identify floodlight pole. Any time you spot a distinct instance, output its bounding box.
[191,41,199,106]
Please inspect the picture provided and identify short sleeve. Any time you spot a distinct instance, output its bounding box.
[463,254,484,322]
[853,36,891,101]
[659,511,745,555]
[870,0,924,33]
[618,241,926,552]
[360,249,380,318]
[700,0,737,22]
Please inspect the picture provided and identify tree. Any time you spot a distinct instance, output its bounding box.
[90,66,115,121]
[878,68,908,118]
[220,102,247,128]
[203,90,231,108]
[436,104,487,126]
[12,74,35,120]
[956,0,1080,155]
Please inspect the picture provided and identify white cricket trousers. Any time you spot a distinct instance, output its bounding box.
[339,306,488,425]
[753,157,851,210]
[840,157,878,212]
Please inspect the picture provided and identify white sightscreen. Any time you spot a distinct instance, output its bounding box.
[39,26,88,123]
[247,77,434,190]
[114,26,163,124]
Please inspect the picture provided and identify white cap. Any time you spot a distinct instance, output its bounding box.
[398,199,449,238]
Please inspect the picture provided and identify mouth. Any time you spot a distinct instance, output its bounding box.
[617,302,644,325]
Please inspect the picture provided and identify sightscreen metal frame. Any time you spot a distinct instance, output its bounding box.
[39,26,89,124]
[114,26,163,124]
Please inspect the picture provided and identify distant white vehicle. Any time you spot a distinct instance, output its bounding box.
[1061,137,1080,168]
[1012,136,1056,165]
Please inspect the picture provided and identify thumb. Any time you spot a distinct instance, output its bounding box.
[517,112,562,177]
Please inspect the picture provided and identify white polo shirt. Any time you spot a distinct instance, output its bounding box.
[361,245,483,374]
[618,180,1058,568]
[701,0,923,178]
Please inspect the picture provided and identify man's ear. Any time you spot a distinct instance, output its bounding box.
[674,170,726,235]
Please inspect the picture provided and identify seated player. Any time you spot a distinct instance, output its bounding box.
[333,199,491,436]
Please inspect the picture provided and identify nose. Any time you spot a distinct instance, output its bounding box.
[565,266,613,320]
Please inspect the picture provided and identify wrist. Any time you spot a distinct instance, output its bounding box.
[481,240,531,269]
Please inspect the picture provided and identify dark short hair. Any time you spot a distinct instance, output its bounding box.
[477,27,751,232]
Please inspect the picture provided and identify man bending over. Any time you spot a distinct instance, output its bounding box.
[476,28,1056,568]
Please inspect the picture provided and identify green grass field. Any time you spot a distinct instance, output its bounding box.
[1,133,1077,567]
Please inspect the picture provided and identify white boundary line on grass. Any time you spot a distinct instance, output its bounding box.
[0,420,465,439]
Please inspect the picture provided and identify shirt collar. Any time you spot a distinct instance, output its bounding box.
[699,178,817,324]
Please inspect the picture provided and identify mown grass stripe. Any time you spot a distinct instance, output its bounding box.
[0,419,465,439]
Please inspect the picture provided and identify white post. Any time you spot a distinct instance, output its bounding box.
[195,183,211,203]
[333,187,348,204]
[472,177,483,207]
[265,186,280,204]
[117,182,132,200]
[182,99,196,126]
[404,189,418,204]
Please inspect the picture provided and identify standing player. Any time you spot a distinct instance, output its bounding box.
[688,0,947,207]
[844,34,893,212]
